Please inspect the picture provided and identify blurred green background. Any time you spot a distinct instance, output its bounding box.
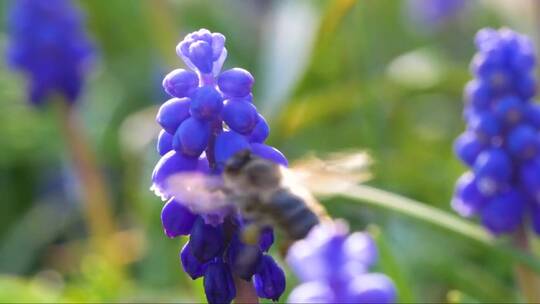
[0,0,538,302]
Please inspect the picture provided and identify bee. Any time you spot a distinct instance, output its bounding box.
[165,149,370,243]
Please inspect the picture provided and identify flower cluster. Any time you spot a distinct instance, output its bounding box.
[6,0,94,106]
[286,220,396,303]
[452,28,540,235]
[151,29,287,303]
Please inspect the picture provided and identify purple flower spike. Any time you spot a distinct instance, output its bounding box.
[161,198,197,238]
[7,0,94,106]
[152,29,290,303]
[453,28,540,236]
[204,259,236,304]
[253,255,286,302]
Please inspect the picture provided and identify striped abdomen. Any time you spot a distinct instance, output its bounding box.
[264,188,320,240]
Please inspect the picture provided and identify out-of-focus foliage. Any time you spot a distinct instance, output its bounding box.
[0,0,538,302]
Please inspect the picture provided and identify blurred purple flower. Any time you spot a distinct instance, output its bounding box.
[286,220,396,303]
[453,28,539,235]
[406,0,467,28]
[6,0,94,106]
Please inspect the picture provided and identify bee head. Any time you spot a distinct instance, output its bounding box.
[224,149,253,176]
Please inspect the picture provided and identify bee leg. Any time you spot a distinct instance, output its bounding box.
[241,223,261,246]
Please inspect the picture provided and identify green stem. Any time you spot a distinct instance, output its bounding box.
[55,100,121,265]
[333,184,540,273]
[513,227,540,303]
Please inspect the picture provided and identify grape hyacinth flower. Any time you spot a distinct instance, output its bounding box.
[286,220,397,303]
[151,29,287,304]
[6,0,94,106]
[406,0,467,28]
[452,28,540,235]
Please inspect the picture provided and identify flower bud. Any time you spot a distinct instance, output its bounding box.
[156,97,191,134]
[218,68,254,98]
[162,69,199,98]
[161,199,196,238]
[189,86,223,121]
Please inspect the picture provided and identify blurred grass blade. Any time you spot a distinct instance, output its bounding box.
[341,184,491,243]
[258,0,319,118]
[335,184,540,273]
[369,225,415,303]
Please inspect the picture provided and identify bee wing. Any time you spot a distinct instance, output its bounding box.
[165,172,235,215]
[287,150,372,196]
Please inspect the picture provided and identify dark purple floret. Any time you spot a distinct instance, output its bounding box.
[225,235,263,281]
[253,255,286,302]
[7,0,94,106]
[189,217,225,263]
[181,242,207,279]
[258,227,274,252]
[203,259,236,304]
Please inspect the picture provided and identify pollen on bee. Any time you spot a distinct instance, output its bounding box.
[241,224,261,245]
